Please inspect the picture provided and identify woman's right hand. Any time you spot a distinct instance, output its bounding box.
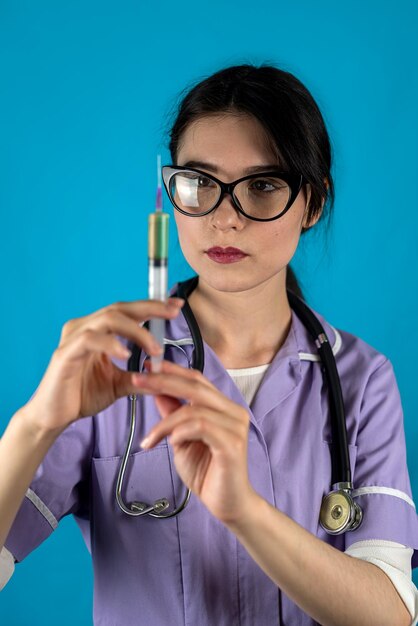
[22,298,184,436]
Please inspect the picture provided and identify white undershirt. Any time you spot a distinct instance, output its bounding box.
[1,364,417,622]
[226,363,270,407]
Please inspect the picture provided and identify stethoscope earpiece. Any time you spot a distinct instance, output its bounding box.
[319,488,363,535]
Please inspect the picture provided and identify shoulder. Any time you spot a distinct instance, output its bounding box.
[296,308,402,434]
[311,310,392,390]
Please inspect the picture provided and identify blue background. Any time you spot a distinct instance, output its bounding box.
[1,1,417,623]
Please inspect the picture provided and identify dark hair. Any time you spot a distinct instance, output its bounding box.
[168,63,335,298]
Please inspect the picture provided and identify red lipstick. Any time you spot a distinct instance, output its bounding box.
[206,246,248,264]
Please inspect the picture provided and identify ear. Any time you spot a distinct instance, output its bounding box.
[301,184,317,230]
[301,181,327,230]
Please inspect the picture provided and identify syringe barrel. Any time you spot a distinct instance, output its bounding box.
[148,211,169,373]
[148,212,169,261]
[148,261,168,300]
[148,211,169,299]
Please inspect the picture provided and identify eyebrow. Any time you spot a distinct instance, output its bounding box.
[181,160,280,175]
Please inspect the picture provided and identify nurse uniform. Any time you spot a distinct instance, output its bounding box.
[2,292,418,624]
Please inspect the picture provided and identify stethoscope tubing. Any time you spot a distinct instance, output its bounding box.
[286,291,352,488]
[116,276,360,533]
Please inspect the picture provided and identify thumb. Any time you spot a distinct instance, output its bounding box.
[155,394,182,419]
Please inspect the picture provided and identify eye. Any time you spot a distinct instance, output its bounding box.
[197,175,216,188]
[180,172,216,188]
[249,178,285,193]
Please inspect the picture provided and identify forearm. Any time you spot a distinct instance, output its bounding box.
[0,405,61,551]
[226,492,411,626]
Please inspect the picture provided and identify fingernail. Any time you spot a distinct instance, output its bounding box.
[133,373,147,383]
[140,435,151,448]
[167,298,184,308]
[120,347,132,358]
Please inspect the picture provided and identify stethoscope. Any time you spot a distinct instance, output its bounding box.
[116,276,363,535]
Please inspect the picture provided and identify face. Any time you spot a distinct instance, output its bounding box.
[174,113,313,295]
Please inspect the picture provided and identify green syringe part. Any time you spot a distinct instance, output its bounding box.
[148,211,169,260]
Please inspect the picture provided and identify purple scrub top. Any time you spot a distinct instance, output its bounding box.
[6,289,418,625]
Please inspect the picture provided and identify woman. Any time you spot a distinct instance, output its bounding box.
[1,64,417,625]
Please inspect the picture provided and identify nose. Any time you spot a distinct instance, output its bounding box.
[210,193,245,231]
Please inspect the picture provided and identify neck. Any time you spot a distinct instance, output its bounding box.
[188,273,292,369]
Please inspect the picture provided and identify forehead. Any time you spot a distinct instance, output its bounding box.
[177,114,279,170]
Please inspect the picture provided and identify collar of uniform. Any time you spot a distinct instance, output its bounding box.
[166,285,339,421]
[168,282,337,347]
[250,306,339,420]
[164,307,300,426]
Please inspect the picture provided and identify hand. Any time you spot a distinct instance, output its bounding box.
[134,360,256,524]
[24,298,184,435]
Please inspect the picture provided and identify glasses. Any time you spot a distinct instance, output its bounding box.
[162,166,304,222]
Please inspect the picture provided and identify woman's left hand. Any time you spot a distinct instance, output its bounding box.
[134,360,256,524]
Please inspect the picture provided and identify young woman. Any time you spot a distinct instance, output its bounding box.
[1,64,417,626]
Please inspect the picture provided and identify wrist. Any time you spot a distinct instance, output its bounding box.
[14,402,66,445]
[223,487,267,535]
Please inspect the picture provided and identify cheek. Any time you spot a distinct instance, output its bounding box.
[174,213,200,258]
[261,205,305,260]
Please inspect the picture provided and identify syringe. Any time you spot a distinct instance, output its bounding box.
[148,155,169,373]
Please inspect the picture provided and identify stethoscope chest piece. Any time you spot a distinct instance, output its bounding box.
[319,489,363,535]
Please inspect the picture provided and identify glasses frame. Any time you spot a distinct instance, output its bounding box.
[162,165,305,222]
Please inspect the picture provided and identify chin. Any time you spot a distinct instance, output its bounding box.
[195,267,277,295]
[184,251,287,294]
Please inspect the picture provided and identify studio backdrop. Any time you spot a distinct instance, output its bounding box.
[0,1,417,623]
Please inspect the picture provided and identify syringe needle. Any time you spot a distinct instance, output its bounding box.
[156,154,162,212]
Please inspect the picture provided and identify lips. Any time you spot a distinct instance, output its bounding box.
[206,246,248,264]
[208,246,247,255]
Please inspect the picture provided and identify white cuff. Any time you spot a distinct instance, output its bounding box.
[0,546,15,590]
[346,540,417,625]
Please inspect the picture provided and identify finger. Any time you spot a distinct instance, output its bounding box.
[112,370,166,402]
[54,330,167,401]
[162,416,246,459]
[135,361,242,411]
[55,329,133,364]
[132,371,240,415]
[154,394,182,418]
[141,404,247,449]
[143,359,215,391]
[61,298,184,341]
[61,308,182,358]
[106,297,185,321]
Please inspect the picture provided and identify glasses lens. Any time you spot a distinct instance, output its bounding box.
[170,172,220,214]
[235,176,291,219]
